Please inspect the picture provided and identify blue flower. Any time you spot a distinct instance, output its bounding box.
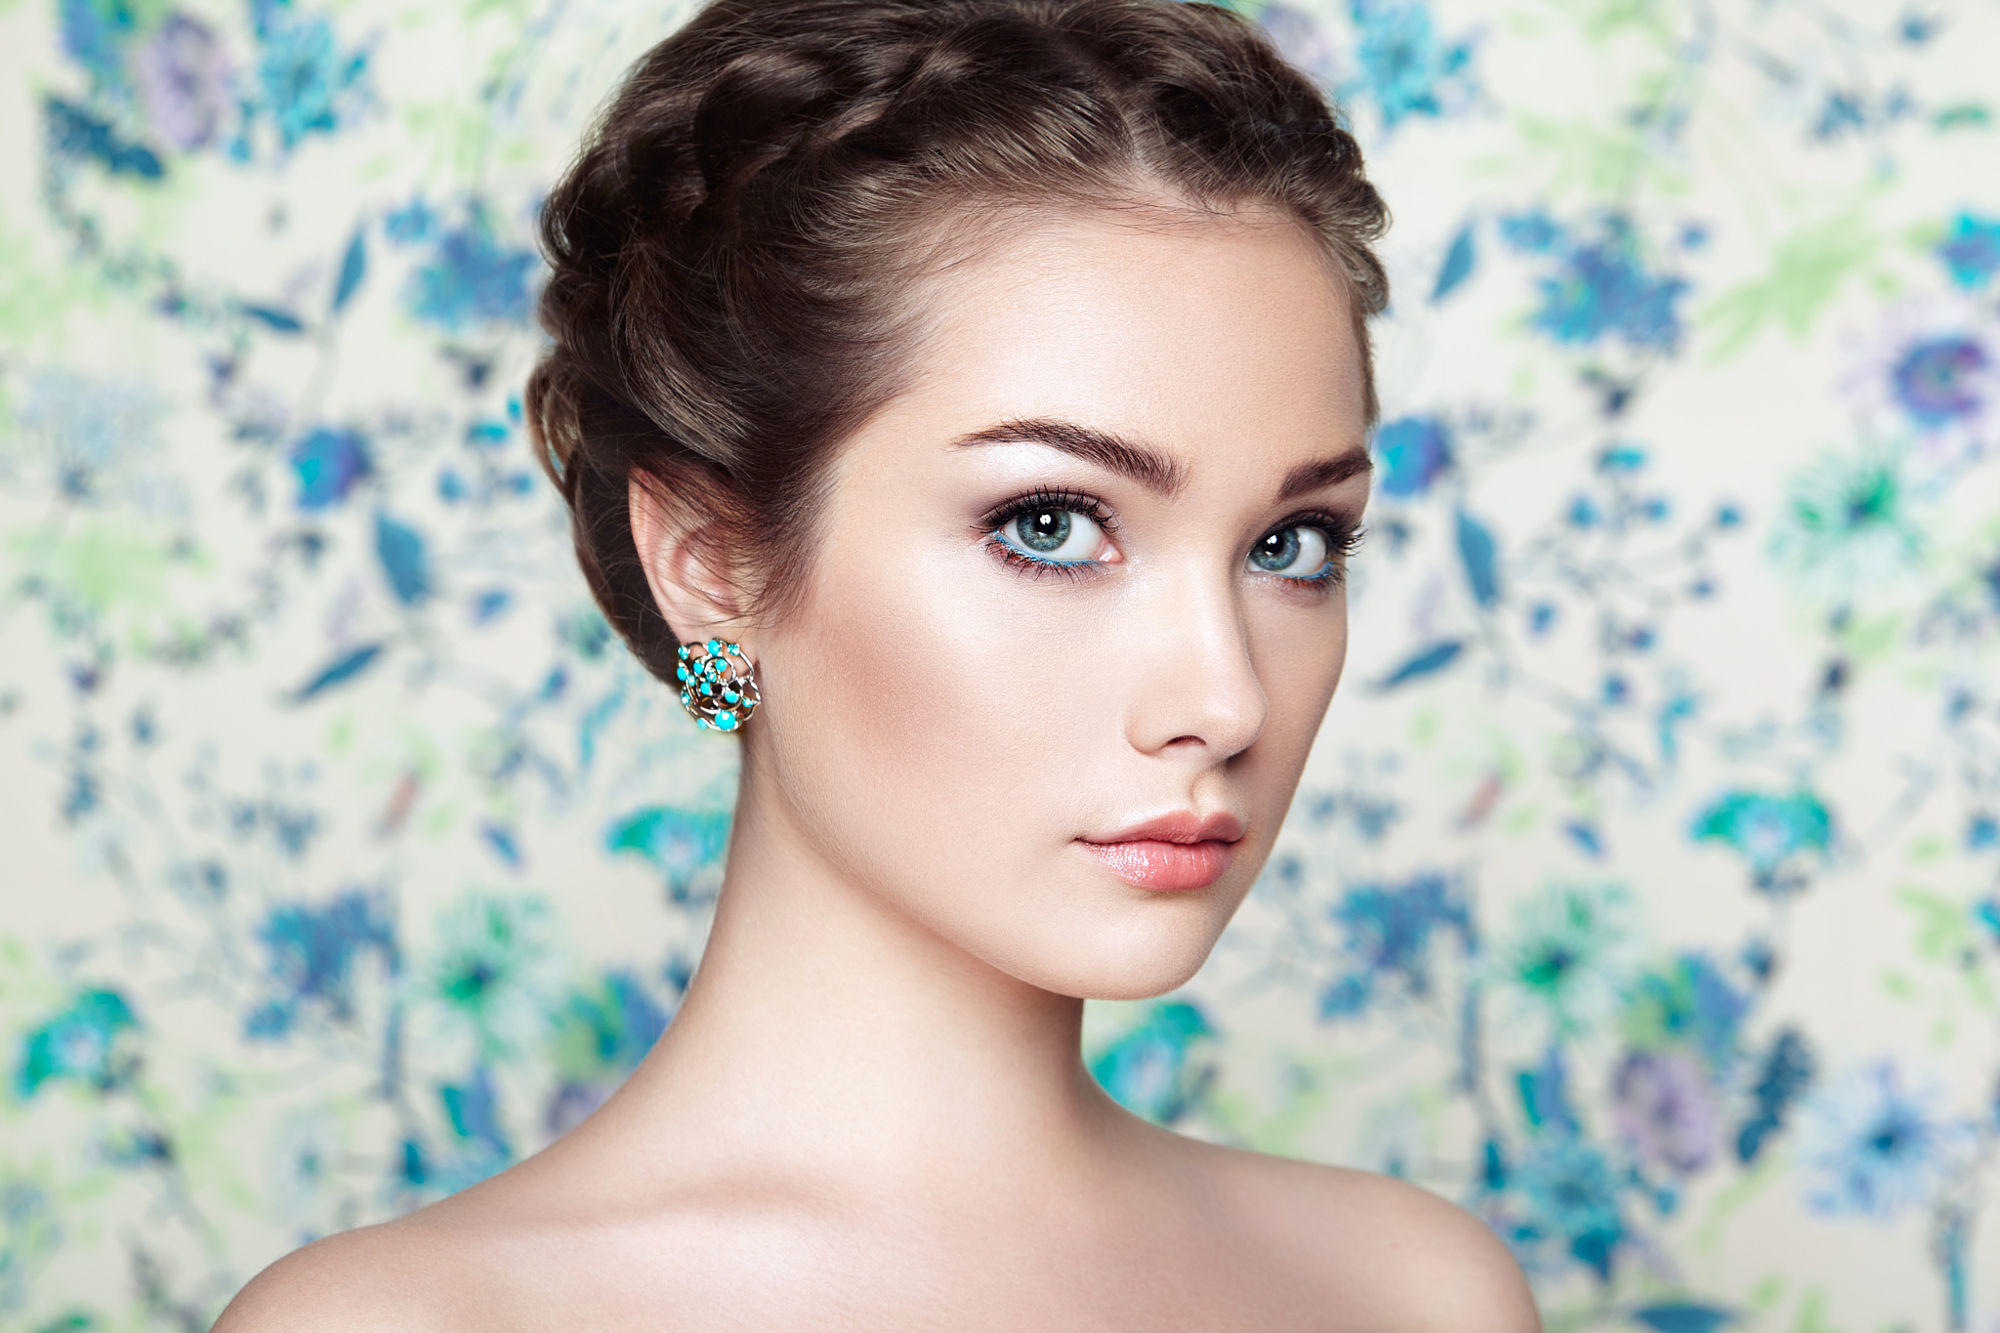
[255,9,369,152]
[267,1104,345,1221]
[1340,0,1476,131]
[244,889,398,1039]
[1936,211,2000,290]
[288,426,373,509]
[1764,439,1934,609]
[1528,221,1691,352]
[541,971,670,1134]
[1792,1057,1974,1219]
[1620,951,1749,1076]
[397,1064,519,1197]
[13,989,139,1099]
[1689,788,1835,891]
[406,203,538,333]
[1321,871,1472,1018]
[57,0,137,90]
[603,805,734,891]
[1088,999,1215,1124]
[15,367,161,502]
[549,969,668,1079]
[405,892,568,1066]
[1371,414,1454,497]
[1483,880,1644,1040]
[1509,1135,1629,1281]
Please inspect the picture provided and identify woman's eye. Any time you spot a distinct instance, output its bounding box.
[1250,524,1330,578]
[995,505,1111,564]
[978,490,1361,593]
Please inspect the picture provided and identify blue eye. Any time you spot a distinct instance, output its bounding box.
[1254,525,1341,582]
[975,487,1366,594]
[1271,519,1368,591]
[991,490,1117,569]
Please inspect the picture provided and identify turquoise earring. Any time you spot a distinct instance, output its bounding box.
[676,637,761,733]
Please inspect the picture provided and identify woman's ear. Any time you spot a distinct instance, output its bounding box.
[628,468,753,652]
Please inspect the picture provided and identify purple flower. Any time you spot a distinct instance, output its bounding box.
[1612,1049,1720,1175]
[1839,293,2000,471]
[131,13,233,151]
[1891,334,1990,427]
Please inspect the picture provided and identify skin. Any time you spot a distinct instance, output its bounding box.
[212,200,1543,1331]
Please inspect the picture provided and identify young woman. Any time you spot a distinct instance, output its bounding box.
[217,0,1542,1327]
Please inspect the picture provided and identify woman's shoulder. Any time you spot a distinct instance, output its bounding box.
[205,1164,800,1332]
[1174,1133,1545,1332]
[209,1212,470,1331]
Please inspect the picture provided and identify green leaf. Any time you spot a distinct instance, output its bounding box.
[1697,206,1887,363]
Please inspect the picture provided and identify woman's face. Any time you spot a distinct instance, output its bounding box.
[745,204,1372,1000]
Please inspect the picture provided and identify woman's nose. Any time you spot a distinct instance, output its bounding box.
[1122,575,1268,761]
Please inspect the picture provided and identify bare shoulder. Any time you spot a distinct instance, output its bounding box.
[1194,1141,1544,1333]
[206,1162,818,1332]
[209,1216,454,1331]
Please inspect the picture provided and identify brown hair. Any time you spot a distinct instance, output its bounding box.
[525,0,1391,688]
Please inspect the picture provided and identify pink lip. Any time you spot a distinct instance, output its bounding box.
[1075,837,1235,891]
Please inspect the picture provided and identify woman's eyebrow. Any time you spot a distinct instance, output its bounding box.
[949,415,1371,503]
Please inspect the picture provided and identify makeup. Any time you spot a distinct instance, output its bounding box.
[1074,834,1238,891]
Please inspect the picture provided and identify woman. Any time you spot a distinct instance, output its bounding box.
[216,0,1543,1327]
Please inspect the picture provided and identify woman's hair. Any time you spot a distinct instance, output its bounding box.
[526,0,1391,686]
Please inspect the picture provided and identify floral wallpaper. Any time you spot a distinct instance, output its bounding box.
[2,0,1998,1328]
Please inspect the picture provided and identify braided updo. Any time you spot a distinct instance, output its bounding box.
[525,0,1391,689]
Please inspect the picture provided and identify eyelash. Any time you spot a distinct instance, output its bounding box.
[974,485,1367,595]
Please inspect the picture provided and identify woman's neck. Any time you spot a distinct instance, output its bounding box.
[568,757,1139,1212]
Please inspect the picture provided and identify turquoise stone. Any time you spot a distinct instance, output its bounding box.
[701,680,713,695]
[676,664,688,681]
[717,711,736,729]
[677,645,689,659]
[707,638,720,652]
[722,689,738,703]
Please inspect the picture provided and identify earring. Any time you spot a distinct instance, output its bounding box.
[676,637,760,732]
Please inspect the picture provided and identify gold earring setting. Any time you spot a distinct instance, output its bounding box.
[676,638,759,732]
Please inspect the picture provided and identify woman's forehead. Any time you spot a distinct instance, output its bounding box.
[852,214,1369,486]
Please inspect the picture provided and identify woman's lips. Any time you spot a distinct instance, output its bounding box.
[1075,837,1235,891]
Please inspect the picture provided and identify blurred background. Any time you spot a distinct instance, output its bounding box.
[3,0,1998,1328]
